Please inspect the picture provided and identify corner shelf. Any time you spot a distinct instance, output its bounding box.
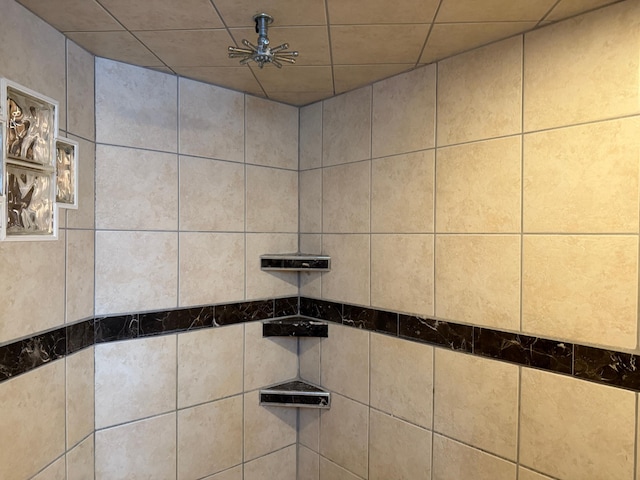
[260,380,331,409]
[263,316,328,337]
[260,253,330,271]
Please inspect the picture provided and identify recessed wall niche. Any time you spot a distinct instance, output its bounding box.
[0,78,77,241]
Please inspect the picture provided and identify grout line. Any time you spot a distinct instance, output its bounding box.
[515,366,522,480]
[635,394,639,480]
[520,34,525,334]
[430,347,436,480]
[433,61,439,320]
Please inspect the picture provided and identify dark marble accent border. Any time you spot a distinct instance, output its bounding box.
[4,296,640,394]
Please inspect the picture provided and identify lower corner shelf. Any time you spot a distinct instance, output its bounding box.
[259,380,331,409]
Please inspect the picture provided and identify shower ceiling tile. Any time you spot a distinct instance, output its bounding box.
[98,0,223,30]
[18,0,121,31]
[268,91,334,106]
[333,64,414,94]
[546,0,621,21]
[229,26,331,66]
[327,0,440,24]
[253,66,333,93]
[65,31,163,67]
[421,22,536,64]
[212,0,327,27]
[330,25,430,65]
[174,66,264,96]
[436,0,557,22]
[135,29,235,67]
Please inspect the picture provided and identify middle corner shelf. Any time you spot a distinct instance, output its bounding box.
[262,316,328,338]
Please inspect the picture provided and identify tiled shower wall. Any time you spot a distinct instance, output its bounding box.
[0,0,96,478]
[298,1,640,478]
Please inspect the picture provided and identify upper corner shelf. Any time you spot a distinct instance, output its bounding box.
[260,253,331,272]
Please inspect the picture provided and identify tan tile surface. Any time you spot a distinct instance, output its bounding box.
[372,65,436,158]
[66,435,94,480]
[66,348,95,448]
[437,37,522,146]
[321,234,370,305]
[65,229,94,323]
[436,136,521,233]
[435,235,521,330]
[244,445,297,480]
[323,162,370,233]
[18,0,122,31]
[520,368,635,480]
[67,31,163,67]
[524,0,640,131]
[524,118,640,233]
[175,66,263,96]
[212,0,327,27]
[334,64,414,94]
[99,0,223,30]
[328,0,439,23]
[246,166,298,233]
[522,235,638,348]
[244,390,297,461]
[300,169,322,233]
[245,233,299,298]
[299,102,323,170]
[436,0,556,21]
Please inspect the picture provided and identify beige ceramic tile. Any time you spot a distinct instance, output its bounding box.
[322,87,371,167]
[522,235,638,348]
[95,145,178,230]
[333,64,414,95]
[244,445,297,480]
[432,434,517,480]
[246,96,298,169]
[328,0,439,23]
[66,135,95,230]
[437,37,522,146]
[331,25,430,65]
[177,396,243,479]
[68,31,163,67]
[322,162,370,233]
[96,59,176,150]
[319,457,362,480]
[369,410,432,480]
[179,156,245,232]
[0,0,67,128]
[300,169,322,233]
[371,234,434,315]
[298,445,320,480]
[300,102,322,170]
[520,368,635,480]
[32,457,66,480]
[436,136,521,233]
[204,465,243,480]
[321,234,370,305]
[421,23,534,64]
[0,233,65,343]
[95,413,176,480]
[244,390,297,461]
[546,0,620,21]
[177,324,244,408]
[434,348,519,460]
[524,0,640,131]
[300,336,321,385]
[66,229,94,323]
[371,150,435,233]
[299,408,320,451]
[370,333,433,428]
[179,78,244,162]
[245,233,299,299]
[372,65,436,158]
[524,118,640,233]
[244,321,298,391]
[518,468,556,480]
[437,0,555,21]
[299,234,323,298]
[253,66,333,93]
[95,335,176,429]
[135,29,234,67]
[66,348,95,448]
[17,0,121,31]
[269,91,332,107]
[320,394,369,478]
[321,324,369,404]
[179,232,245,306]
[435,235,521,330]
[95,231,178,315]
[213,0,327,27]
[0,362,65,480]
[175,66,263,96]
[66,40,95,140]
[246,165,298,233]
[66,435,94,480]
[100,0,223,29]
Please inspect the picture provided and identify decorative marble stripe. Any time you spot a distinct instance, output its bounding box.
[3,295,640,395]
